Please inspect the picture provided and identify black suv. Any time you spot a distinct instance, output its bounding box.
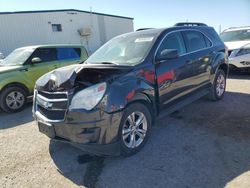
[33,23,228,156]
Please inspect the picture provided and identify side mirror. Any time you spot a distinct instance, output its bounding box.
[31,57,42,64]
[156,49,179,61]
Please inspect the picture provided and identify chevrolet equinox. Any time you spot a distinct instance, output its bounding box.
[33,23,228,156]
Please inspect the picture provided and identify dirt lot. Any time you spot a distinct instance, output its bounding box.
[1,71,250,188]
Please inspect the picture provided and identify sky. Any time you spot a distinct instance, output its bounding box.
[0,0,249,32]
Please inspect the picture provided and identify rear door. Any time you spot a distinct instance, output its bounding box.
[182,30,212,89]
[155,31,195,110]
[55,47,82,68]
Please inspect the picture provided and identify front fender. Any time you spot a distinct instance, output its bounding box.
[103,73,156,114]
[0,74,32,93]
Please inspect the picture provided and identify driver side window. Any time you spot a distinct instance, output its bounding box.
[158,32,186,56]
[29,48,57,64]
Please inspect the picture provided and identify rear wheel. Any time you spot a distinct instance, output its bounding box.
[0,86,27,113]
[208,69,226,101]
[119,103,152,156]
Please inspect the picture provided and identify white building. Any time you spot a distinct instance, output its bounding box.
[0,9,134,56]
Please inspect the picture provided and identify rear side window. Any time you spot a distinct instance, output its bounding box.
[57,48,81,60]
[158,32,186,55]
[31,48,57,63]
[183,31,208,52]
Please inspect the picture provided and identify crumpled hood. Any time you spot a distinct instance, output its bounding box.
[0,65,22,73]
[225,40,250,50]
[36,64,133,92]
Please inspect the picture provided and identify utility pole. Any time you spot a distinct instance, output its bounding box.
[219,24,222,34]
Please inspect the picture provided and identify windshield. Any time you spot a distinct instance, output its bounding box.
[86,32,156,65]
[0,48,35,66]
[220,29,250,42]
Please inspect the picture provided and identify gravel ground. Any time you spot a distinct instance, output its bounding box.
[1,71,250,188]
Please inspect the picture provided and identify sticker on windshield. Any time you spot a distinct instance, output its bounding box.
[135,37,154,43]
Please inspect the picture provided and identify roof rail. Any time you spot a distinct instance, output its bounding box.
[174,22,208,27]
[136,28,154,31]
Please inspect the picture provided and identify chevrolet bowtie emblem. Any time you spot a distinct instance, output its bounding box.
[44,101,53,109]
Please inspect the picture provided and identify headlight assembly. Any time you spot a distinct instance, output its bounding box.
[69,82,107,111]
[236,43,250,56]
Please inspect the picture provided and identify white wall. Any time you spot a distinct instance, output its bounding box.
[0,10,134,56]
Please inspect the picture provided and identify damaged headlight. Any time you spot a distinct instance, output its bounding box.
[69,82,107,110]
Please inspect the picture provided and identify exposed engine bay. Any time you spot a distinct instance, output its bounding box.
[35,64,132,92]
[76,68,122,87]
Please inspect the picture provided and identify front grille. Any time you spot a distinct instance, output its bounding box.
[37,91,67,99]
[35,90,68,122]
[37,106,66,120]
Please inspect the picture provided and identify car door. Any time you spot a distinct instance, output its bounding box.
[182,30,212,89]
[155,31,195,110]
[23,48,58,89]
[55,47,82,68]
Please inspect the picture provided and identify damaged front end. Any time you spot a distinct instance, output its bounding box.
[33,64,132,155]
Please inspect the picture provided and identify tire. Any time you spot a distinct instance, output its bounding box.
[0,86,27,113]
[119,103,152,156]
[208,69,226,101]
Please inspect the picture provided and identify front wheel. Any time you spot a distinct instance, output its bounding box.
[208,69,226,101]
[0,86,27,113]
[119,103,152,156]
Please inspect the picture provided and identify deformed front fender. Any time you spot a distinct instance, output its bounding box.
[102,72,156,115]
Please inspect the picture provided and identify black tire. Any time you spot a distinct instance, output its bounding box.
[119,103,152,156]
[208,69,226,101]
[0,86,27,113]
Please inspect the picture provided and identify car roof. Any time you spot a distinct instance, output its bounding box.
[117,26,215,44]
[134,28,166,35]
[15,44,85,50]
[135,26,213,35]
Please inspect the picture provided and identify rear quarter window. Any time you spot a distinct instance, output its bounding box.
[206,28,223,46]
[56,48,81,60]
[204,35,212,47]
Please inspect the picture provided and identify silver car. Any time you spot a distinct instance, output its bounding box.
[220,26,250,70]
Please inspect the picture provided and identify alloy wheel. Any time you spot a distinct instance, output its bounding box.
[216,74,226,97]
[122,111,148,149]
